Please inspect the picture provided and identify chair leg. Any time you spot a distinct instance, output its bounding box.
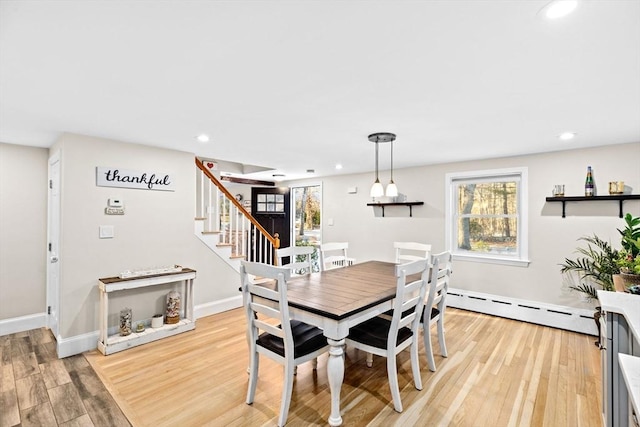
[366,352,373,368]
[386,354,403,412]
[312,357,318,370]
[278,362,296,427]
[246,350,259,404]
[424,322,436,372]
[437,317,448,357]
[410,339,422,390]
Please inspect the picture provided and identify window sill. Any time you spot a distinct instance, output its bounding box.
[452,253,530,267]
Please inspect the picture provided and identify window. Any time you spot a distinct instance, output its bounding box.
[291,184,321,246]
[445,167,529,266]
[291,184,322,272]
[256,193,285,213]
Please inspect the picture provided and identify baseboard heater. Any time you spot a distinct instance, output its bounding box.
[446,288,598,336]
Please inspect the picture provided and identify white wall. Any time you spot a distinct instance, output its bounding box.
[2,136,638,348]
[287,142,640,309]
[50,134,239,340]
[0,143,48,320]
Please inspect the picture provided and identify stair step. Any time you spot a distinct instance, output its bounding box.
[194,217,207,221]
[217,243,232,248]
[230,254,246,260]
[202,231,221,235]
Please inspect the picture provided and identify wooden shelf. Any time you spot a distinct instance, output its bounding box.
[545,194,640,218]
[97,268,197,355]
[366,201,424,217]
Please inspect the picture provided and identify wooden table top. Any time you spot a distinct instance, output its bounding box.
[284,260,398,320]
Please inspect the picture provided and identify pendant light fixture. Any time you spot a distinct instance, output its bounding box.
[386,135,398,197]
[368,132,397,198]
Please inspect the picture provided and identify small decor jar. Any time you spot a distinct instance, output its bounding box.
[119,308,132,336]
[166,290,181,324]
[151,313,164,328]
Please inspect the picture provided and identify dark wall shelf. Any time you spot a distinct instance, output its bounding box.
[366,201,424,217]
[545,194,640,218]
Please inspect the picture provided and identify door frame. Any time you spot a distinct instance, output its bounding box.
[46,151,61,338]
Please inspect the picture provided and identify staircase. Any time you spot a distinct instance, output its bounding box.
[195,158,279,272]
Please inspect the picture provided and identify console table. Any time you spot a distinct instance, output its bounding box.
[97,268,196,355]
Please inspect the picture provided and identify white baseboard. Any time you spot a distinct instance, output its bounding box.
[0,312,47,336]
[447,287,598,336]
[195,295,242,318]
[57,330,100,358]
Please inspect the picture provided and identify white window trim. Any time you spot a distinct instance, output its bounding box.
[445,167,530,267]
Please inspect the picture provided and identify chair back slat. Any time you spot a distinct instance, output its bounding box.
[276,246,315,275]
[426,251,452,317]
[319,242,352,271]
[394,241,432,264]
[241,261,293,348]
[388,259,429,341]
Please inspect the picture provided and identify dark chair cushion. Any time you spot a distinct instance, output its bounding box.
[384,307,440,321]
[347,316,413,349]
[257,320,327,358]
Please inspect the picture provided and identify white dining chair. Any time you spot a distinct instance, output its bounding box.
[240,261,329,427]
[319,242,354,271]
[423,251,452,372]
[276,245,314,275]
[394,241,431,263]
[345,258,429,413]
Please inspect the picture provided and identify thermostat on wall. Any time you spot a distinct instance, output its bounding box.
[105,198,125,215]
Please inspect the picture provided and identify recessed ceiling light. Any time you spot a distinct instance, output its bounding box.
[335,164,343,170]
[196,134,209,143]
[559,132,576,141]
[306,169,315,173]
[539,0,578,19]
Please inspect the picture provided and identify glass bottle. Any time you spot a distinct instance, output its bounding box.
[585,166,594,197]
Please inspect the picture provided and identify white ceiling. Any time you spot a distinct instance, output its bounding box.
[1,1,639,181]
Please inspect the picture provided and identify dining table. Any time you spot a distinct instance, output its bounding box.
[278,260,402,426]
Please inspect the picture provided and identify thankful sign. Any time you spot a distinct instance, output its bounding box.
[96,167,175,191]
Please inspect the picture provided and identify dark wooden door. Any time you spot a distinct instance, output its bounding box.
[251,187,290,262]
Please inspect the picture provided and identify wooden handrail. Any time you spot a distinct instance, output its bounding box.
[195,158,280,249]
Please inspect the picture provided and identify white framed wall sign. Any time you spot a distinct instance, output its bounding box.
[96,167,175,191]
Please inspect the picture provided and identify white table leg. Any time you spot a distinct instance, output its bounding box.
[327,337,345,426]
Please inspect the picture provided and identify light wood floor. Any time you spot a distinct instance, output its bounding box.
[84,307,603,427]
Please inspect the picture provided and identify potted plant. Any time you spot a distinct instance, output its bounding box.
[614,213,640,290]
[560,213,640,299]
[560,235,619,300]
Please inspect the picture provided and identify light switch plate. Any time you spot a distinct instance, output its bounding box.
[99,225,114,239]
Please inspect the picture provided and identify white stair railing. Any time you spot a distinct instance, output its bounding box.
[195,159,279,268]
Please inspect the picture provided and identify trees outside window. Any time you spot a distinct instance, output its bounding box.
[446,168,529,267]
[292,184,322,271]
